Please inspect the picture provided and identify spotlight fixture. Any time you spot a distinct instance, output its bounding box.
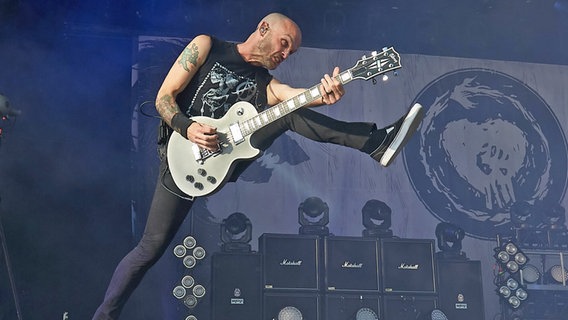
[520,264,541,284]
[421,308,449,320]
[298,197,330,236]
[361,199,393,238]
[545,265,568,285]
[355,307,379,320]
[497,276,529,309]
[221,212,252,252]
[435,222,466,259]
[510,201,538,229]
[278,306,303,320]
[542,203,566,230]
[494,241,528,274]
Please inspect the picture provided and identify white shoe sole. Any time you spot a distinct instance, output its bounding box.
[379,103,424,167]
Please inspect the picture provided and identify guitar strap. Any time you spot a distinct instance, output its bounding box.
[254,69,272,111]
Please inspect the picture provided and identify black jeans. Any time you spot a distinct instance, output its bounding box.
[92,108,375,319]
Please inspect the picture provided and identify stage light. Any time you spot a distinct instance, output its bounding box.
[435,222,466,259]
[183,235,197,249]
[181,275,195,288]
[510,201,537,229]
[0,94,21,117]
[183,295,198,308]
[193,246,206,260]
[173,285,186,299]
[521,264,541,284]
[361,199,393,238]
[192,284,206,298]
[278,306,302,320]
[545,265,568,284]
[221,212,252,252]
[298,197,330,236]
[421,308,449,320]
[497,276,529,309]
[355,307,379,320]
[542,203,566,229]
[494,241,528,274]
[174,244,187,257]
[183,255,196,269]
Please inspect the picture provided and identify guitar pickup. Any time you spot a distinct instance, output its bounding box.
[229,123,244,144]
[192,144,221,164]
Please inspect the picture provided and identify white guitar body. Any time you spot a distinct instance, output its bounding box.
[167,101,261,198]
[167,47,402,198]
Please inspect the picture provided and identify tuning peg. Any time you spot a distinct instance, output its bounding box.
[362,55,367,59]
[393,71,399,76]
[371,51,378,56]
[382,47,388,51]
[382,74,389,82]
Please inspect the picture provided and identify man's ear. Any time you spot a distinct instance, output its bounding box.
[259,22,269,35]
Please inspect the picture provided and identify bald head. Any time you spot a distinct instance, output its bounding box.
[238,12,303,69]
[259,13,302,44]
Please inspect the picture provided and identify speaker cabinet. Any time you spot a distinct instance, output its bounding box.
[324,236,379,292]
[437,260,485,320]
[211,252,262,320]
[259,233,320,291]
[383,295,438,320]
[381,238,436,294]
[264,292,320,320]
[324,293,381,320]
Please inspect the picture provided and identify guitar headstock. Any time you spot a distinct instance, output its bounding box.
[349,47,402,81]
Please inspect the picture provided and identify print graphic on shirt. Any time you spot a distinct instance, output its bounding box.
[195,63,257,118]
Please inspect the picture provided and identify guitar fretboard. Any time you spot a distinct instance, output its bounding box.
[238,70,354,137]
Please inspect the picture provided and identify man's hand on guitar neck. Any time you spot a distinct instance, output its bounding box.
[319,67,345,106]
[187,122,219,151]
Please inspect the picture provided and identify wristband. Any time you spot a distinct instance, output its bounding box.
[171,113,194,140]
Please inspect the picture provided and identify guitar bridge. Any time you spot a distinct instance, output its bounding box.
[192,144,222,164]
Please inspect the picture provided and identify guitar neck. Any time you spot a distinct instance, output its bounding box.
[237,70,354,137]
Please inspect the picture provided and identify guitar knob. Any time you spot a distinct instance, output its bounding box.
[194,182,204,190]
[207,176,217,184]
[197,168,207,176]
[186,175,195,183]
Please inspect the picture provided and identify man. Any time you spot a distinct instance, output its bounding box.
[93,12,422,319]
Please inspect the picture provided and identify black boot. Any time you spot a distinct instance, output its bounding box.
[364,103,424,167]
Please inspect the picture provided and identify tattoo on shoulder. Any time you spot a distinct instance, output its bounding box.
[178,43,199,72]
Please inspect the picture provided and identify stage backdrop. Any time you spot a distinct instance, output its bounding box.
[129,36,568,320]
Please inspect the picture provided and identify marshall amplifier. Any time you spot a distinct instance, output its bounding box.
[324,236,380,292]
[383,295,438,320]
[380,238,436,294]
[264,292,320,320]
[437,260,485,320]
[211,252,262,320]
[259,233,320,291]
[324,293,381,320]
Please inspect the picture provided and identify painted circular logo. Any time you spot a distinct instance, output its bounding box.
[403,68,567,240]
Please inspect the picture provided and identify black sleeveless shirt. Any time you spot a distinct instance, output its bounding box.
[176,36,273,119]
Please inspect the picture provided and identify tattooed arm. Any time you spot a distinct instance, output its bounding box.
[156,35,219,150]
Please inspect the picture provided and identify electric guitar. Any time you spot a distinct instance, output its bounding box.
[167,47,402,198]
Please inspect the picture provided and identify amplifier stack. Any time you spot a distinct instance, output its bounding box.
[211,234,484,319]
